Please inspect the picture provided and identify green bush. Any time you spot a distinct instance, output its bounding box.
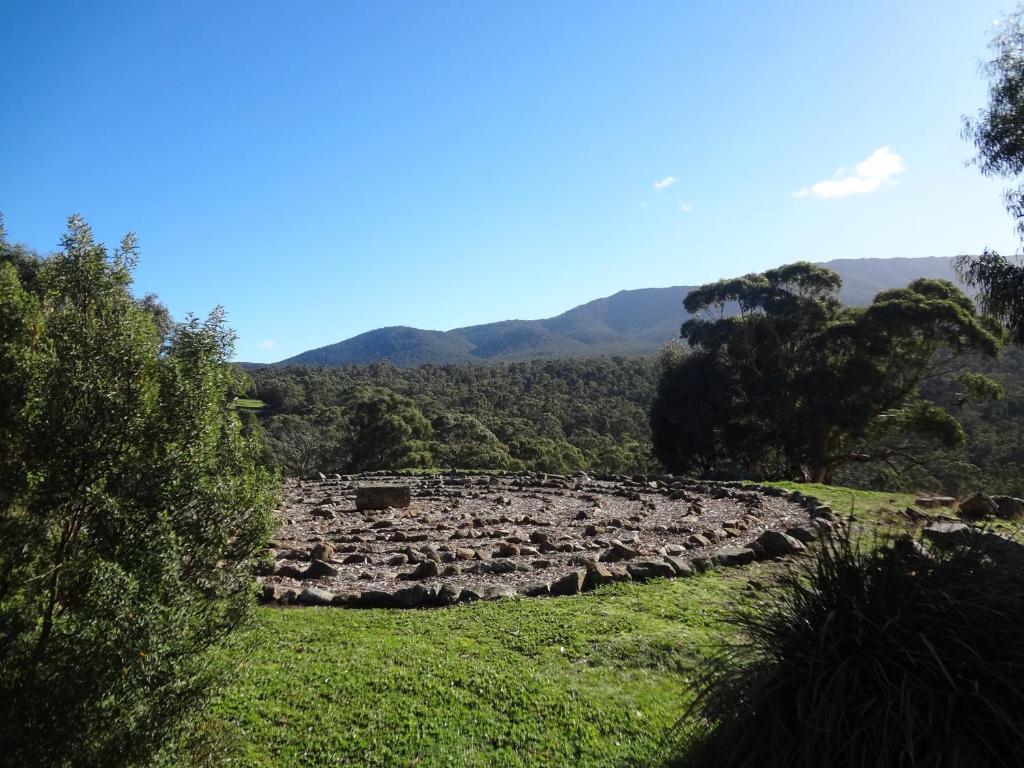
[669,529,1024,768]
[0,217,277,767]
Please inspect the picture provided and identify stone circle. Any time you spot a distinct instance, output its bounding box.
[259,472,829,609]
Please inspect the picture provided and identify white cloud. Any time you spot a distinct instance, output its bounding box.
[258,339,275,349]
[653,176,677,191]
[793,146,905,199]
[680,202,693,212]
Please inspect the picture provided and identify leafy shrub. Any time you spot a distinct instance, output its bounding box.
[669,529,1024,768]
[0,217,277,767]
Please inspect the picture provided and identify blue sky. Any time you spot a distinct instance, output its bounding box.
[1,1,1018,362]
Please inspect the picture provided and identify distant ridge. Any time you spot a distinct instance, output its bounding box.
[275,256,960,368]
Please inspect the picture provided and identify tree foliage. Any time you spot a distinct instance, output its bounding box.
[250,357,660,476]
[960,9,1024,342]
[651,263,1001,482]
[0,217,277,767]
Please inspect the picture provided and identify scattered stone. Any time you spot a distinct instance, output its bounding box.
[343,553,372,565]
[356,486,411,510]
[296,587,335,606]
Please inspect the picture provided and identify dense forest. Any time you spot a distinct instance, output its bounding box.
[245,345,1024,496]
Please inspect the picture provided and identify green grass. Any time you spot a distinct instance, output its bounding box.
[197,481,998,767]
[204,572,763,767]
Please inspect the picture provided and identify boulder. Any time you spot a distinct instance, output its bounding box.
[310,542,334,561]
[582,562,617,590]
[484,585,517,600]
[399,561,441,580]
[436,582,463,605]
[393,583,436,608]
[520,581,551,597]
[599,542,642,563]
[662,556,694,577]
[356,486,411,510]
[751,530,806,558]
[303,558,339,579]
[626,560,676,581]
[296,587,335,606]
[922,522,972,547]
[353,590,399,608]
[550,570,586,596]
[994,495,1024,519]
[785,526,819,544]
[958,492,998,519]
[712,547,757,567]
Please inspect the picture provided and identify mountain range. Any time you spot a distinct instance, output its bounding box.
[274,257,961,368]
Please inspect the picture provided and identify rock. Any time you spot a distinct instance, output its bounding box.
[520,581,551,597]
[460,586,486,602]
[493,543,521,558]
[356,486,411,510]
[922,522,972,547]
[353,590,399,608]
[686,534,712,549]
[393,583,436,608]
[387,553,410,566]
[484,585,517,600]
[399,561,441,580]
[550,570,586,596]
[296,587,335,606]
[785,526,819,544]
[599,542,642,562]
[260,583,284,603]
[273,563,305,579]
[751,530,806,558]
[582,562,617,590]
[691,556,714,572]
[436,582,463,606]
[342,553,372,564]
[626,560,676,581]
[662,556,694,577]
[531,559,555,570]
[303,558,339,579]
[994,495,1024,519]
[454,547,477,561]
[712,547,757,567]
[310,542,334,561]
[811,506,837,522]
[479,558,517,575]
[958,492,999,519]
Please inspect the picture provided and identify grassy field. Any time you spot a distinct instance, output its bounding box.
[205,571,767,767]
[197,483,971,767]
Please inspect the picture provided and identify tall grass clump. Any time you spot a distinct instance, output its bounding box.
[668,529,1024,768]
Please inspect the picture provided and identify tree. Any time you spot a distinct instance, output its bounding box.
[0,217,277,767]
[431,413,510,470]
[959,9,1024,342]
[348,387,433,470]
[650,263,1001,483]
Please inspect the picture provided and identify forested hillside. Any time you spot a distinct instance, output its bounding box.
[247,347,1024,496]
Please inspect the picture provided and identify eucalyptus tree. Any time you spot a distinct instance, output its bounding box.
[651,263,1001,482]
